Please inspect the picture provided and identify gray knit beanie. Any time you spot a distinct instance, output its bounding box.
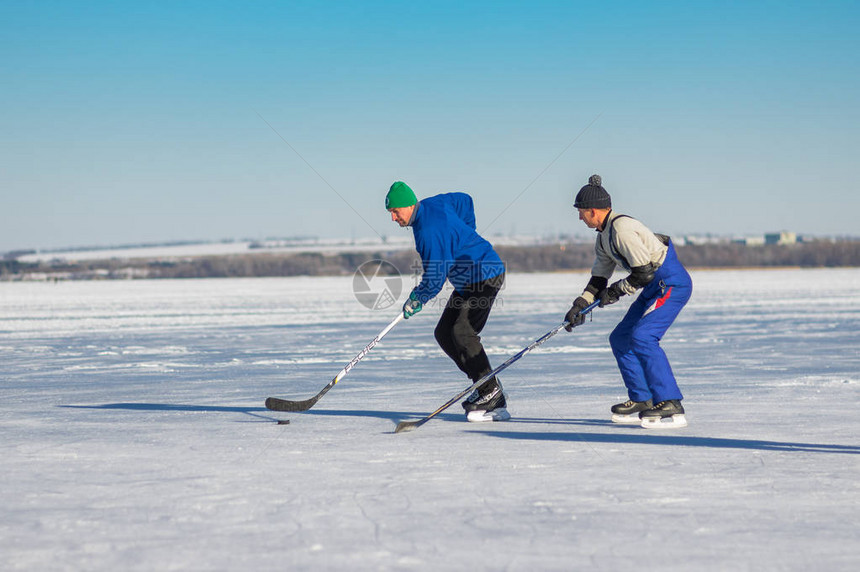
[574,174,611,209]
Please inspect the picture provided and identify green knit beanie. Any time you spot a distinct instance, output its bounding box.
[385,181,417,209]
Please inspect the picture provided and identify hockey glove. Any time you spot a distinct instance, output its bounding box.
[564,296,591,331]
[597,282,626,307]
[402,292,423,319]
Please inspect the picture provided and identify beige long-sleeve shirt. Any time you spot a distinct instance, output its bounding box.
[589,211,668,296]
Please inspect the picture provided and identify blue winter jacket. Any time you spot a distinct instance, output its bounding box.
[409,193,505,304]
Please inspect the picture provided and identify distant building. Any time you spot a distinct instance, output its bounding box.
[733,236,766,246]
[765,232,797,245]
[680,235,725,245]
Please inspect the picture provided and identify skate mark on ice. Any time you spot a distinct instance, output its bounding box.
[477,431,860,455]
[60,402,278,422]
[300,408,464,425]
[506,417,613,427]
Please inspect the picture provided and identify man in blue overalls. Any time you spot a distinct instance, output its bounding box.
[565,175,693,428]
[386,181,508,422]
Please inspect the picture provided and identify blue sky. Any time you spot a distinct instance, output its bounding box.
[2,1,858,252]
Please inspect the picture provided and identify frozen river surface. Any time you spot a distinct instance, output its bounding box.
[2,269,859,570]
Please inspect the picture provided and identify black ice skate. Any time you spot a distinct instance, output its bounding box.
[639,399,687,429]
[610,399,653,424]
[462,378,510,423]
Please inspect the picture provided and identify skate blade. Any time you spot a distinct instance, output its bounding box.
[611,413,642,424]
[467,408,511,423]
[641,413,687,429]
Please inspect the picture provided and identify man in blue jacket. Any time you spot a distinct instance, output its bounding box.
[386,181,509,422]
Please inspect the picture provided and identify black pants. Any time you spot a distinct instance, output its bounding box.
[434,273,505,382]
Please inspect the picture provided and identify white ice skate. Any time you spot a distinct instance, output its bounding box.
[463,379,509,422]
[610,399,653,424]
[639,400,687,429]
[611,412,644,424]
[467,408,511,423]
[640,413,688,429]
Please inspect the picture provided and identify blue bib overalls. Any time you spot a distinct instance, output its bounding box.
[608,242,692,403]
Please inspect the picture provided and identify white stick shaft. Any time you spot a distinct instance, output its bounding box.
[333,313,404,383]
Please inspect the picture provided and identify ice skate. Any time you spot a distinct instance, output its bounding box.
[639,400,687,429]
[463,378,510,422]
[610,399,653,424]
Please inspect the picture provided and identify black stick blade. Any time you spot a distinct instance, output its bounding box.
[265,396,319,412]
[265,379,336,412]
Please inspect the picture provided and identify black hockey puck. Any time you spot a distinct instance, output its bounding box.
[277,419,290,425]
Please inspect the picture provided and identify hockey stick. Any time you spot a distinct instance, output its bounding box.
[266,313,404,412]
[395,300,599,433]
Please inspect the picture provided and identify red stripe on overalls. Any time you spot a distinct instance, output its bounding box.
[655,287,673,309]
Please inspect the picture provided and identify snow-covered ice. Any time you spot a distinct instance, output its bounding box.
[2,269,859,570]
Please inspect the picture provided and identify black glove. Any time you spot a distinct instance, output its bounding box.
[597,282,625,307]
[564,296,590,331]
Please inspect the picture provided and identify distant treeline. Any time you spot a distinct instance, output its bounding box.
[2,240,860,281]
[502,241,860,271]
